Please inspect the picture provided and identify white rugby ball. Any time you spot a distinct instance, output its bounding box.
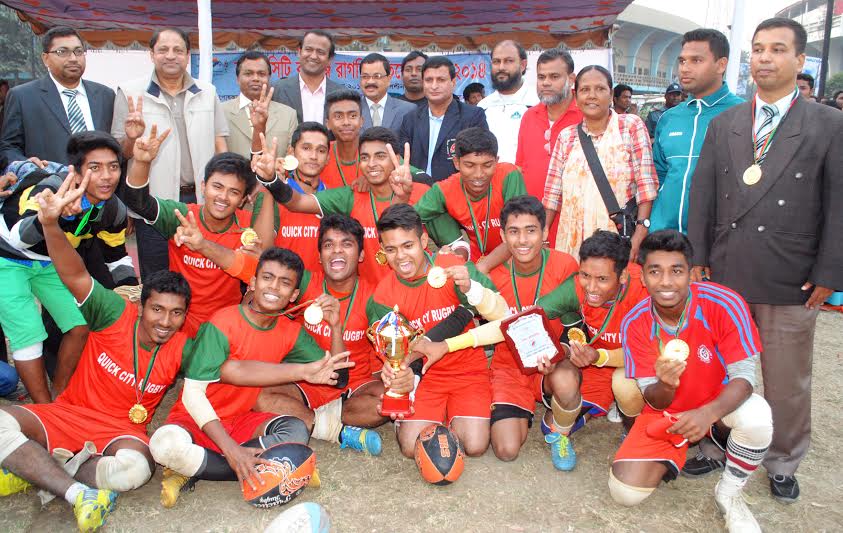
[264,502,331,533]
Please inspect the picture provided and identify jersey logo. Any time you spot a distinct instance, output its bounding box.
[668,131,683,137]
[697,345,713,364]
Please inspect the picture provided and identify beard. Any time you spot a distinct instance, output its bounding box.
[539,79,570,106]
[492,70,523,92]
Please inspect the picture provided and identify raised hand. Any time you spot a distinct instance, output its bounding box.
[313,293,342,328]
[173,209,204,251]
[444,265,471,294]
[251,133,278,181]
[302,350,355,386]
[386,142,413,202]
[35,167,91,225]
[249,84,274,132]
[133,124,172,164]
[655,356,686,389]
[124,96,147,141]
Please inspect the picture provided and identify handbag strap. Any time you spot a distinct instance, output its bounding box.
[577,123,621,215]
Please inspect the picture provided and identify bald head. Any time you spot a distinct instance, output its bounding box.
[491,40,527,94]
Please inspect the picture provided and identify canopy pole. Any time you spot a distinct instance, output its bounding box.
[197,0,213,83]
[725,0,746,92]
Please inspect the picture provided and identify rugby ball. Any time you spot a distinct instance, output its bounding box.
[243,443,316,508]
[414,424,465,485]
[263,502,331,533]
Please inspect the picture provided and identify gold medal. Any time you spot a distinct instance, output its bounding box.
[663,338,690,362]
[427,266,447,288]
[743,164,762,186]
[282,155,299,171]
[567,327,587,344]
[128,403,148,424]
[240,227,258,246]
[375,249,388,265]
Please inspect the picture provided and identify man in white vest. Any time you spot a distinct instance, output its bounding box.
[111,27,229,278]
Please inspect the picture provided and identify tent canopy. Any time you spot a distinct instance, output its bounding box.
[2,0,632,49]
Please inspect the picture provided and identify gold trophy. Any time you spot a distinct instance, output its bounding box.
[366,305,424,415]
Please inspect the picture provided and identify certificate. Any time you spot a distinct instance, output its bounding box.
[501,306,568,375]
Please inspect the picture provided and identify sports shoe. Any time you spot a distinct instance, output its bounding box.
[714,481,761,533]
[607,402,622,423]
[545,433,576,471]
[769,474,799,504]
[681,451,726,478]
[160,468,191,508]
[339,425,382,456]
[0,467,31,496]
[73,487,117,533]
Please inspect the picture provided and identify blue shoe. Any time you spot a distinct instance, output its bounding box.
[339,425,382,456]
[545,432,576,471]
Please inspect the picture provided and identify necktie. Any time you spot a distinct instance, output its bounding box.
[372,103,382,127]
[754,104,778,164]
[62,89,88,134]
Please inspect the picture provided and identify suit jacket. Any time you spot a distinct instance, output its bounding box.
[221,97,298,159]
[361,95,416,135]
[688,97,843,305]
[270,74,341,124]
[0,76,114,167]
[399,99,488,183]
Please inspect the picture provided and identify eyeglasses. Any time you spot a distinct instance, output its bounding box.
[360,74,388,81]
[47,47,86,58]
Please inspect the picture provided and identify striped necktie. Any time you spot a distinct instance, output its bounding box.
[62,89,88,134]
[754,104,778,164]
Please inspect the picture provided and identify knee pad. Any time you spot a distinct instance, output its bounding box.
[261,415,311,448]
[0,410,28,464]
[149,424,205,477]
[608,469,654,507]
[95,448,152,492]
[12,343,43,362]
[725,393,773,448]
[612,368,644,417]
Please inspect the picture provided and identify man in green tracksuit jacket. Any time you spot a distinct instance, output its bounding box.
[650,29,743,234]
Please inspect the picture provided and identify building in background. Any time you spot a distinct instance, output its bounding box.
[778,0,843,86]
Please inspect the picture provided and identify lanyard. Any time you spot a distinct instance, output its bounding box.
[584,281,629,346]
[333,143,358,187]
[509,248,548,311]
[73,206,96,236]
[324,278,359,333]
[460,181,492,255]
[751,89,799,163]
[653,292,692,352]
[132,321,161,404]
[368,191,394,224]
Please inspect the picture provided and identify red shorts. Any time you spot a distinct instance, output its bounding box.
[296,376,379,410]
[166,410,277,454]
[22,402,149,454]
[613,412,690,476]
[407,371,491,425]
[581,365,615,416]
[490,367,547,414]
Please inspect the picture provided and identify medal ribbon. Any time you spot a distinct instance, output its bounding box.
[584,281,630,346]
[750,89,799,164]
[460,180,492,255]
[132,320,161,406]
[72,205,96,237]
[509,248,548,311]
[653,292,692,354]
[368,191,394,225]
[333,143,358,187]
[323,278,359,334]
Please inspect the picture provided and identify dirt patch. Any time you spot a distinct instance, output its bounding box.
[2,312,841,532]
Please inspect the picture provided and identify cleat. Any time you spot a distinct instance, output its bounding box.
[160,468,191,508]
[0,467,31,496]
[339,425,382,456]
[74,488,117,533]
[769,474,799,504]
[681,451,725,478]
[715,481,761,533]
[545,432,576,471]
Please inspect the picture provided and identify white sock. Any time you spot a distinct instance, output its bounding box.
[311,398,343,443]
[64,482,88,505]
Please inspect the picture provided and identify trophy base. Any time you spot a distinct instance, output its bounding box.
[381,394,412,416]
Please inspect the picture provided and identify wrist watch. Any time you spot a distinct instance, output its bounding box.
[636,218,651,228]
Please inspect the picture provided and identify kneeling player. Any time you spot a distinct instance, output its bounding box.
[150,248,352,507]
[611,231,772,533]
[0,175,193,531]
[255,215,384,454]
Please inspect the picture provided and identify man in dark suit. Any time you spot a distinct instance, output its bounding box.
[271,30,341,125]
[359,53,416,135]
[399,56,488,183]
[688,18,843,503]
[0,26,114,166]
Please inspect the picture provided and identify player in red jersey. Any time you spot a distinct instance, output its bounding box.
[149,247,352,507]
[0,172,193,531]
[411,127,526,271]
[255,215,384,455]
[321,90,362,188]
[121,126,273,336]
[611,231,772,533]
[366,204,507,459]
[258,126,465,285]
